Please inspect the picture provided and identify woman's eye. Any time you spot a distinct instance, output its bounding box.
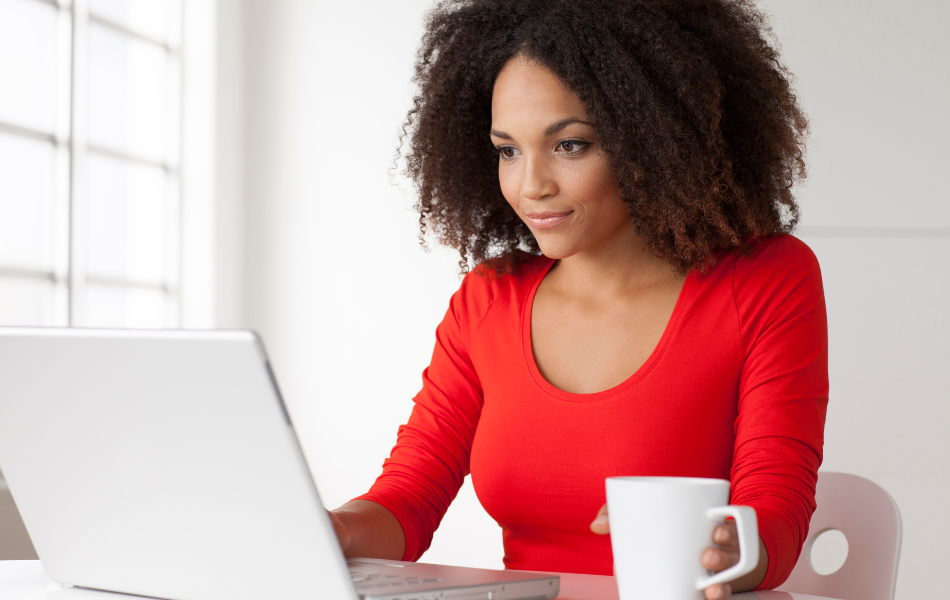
[496,146,519,160]
[557,140,588,154]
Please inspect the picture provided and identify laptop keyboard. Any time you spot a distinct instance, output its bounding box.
[349,569,443,589]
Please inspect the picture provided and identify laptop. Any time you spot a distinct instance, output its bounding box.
[0,327,559,600]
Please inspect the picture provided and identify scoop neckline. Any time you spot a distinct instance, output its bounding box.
[521,257,693,403]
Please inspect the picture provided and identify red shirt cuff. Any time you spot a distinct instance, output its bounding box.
[753,505,804,590]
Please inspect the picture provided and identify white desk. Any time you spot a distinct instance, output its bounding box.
[0,561,838,600]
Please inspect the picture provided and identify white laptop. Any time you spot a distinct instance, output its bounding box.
[0,327,559,600]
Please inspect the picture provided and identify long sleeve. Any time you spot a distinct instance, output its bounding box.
[354,269,499,561]
[729,236,829,589]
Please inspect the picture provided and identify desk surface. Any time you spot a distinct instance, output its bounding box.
[0,561,836,600]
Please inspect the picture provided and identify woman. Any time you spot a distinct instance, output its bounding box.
[330,1,828,598]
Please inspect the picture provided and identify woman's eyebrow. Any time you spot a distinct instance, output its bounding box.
[543,117,594,136]
[490,117,594,140]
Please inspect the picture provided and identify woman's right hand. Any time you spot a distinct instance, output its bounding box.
[326,500,406,560]
[589,503,610,535]
[328,509,352,553]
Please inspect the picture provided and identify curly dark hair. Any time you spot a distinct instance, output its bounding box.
[399,0,808,274]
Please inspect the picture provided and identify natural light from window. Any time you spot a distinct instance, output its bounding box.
[0,0,184,328]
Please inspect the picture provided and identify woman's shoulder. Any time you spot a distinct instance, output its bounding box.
[730,233,822,288]
[695,233,820,289]
[724,234,826,331]
[470,250,551,283]
[740,233,819,268]
[449,251,551,325]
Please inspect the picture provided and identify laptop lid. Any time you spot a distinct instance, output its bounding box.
[0,328,358,600]
[0,328,559,600]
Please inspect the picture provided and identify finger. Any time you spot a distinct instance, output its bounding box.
[590,503,610,534]
[713,522,739,549]
[701,547,739,572]
[704,583,732,600]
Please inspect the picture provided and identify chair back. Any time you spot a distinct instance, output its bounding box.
[775,472,901,600]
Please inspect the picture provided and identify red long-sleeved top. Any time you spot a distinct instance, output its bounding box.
[356,234,828,589]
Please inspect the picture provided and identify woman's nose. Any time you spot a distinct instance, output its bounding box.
[520,156,558,201]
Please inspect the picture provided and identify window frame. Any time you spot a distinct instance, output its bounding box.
[0,0,211,328]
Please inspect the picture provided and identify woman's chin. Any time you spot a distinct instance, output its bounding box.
[535,240,578,261]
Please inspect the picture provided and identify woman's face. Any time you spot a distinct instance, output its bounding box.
[491,55,636,261]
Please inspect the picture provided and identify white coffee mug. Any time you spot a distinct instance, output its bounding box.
[606,476,759,600]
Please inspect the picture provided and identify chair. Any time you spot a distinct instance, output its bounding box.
[775,472,902,600]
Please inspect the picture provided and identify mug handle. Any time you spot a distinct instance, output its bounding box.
[695,505,759,590]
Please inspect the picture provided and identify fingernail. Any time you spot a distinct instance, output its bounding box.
[702,549,719,567]
[592,515,608,525]
[715,527,729,543]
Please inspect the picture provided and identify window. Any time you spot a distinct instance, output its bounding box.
[0,0,184,328]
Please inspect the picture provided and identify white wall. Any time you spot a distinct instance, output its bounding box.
[217,0,950,594]
[761,2,949,597]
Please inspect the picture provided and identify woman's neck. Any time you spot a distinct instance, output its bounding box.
[547,226,681,301]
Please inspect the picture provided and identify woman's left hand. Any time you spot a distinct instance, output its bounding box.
[700,520,740,600]
[590,504,767,600]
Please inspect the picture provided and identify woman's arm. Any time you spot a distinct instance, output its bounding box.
[729,236,828,588]
[329,500,405,560]
[340,268,497,561]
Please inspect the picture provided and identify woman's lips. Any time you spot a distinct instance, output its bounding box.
[524,211,572,230]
